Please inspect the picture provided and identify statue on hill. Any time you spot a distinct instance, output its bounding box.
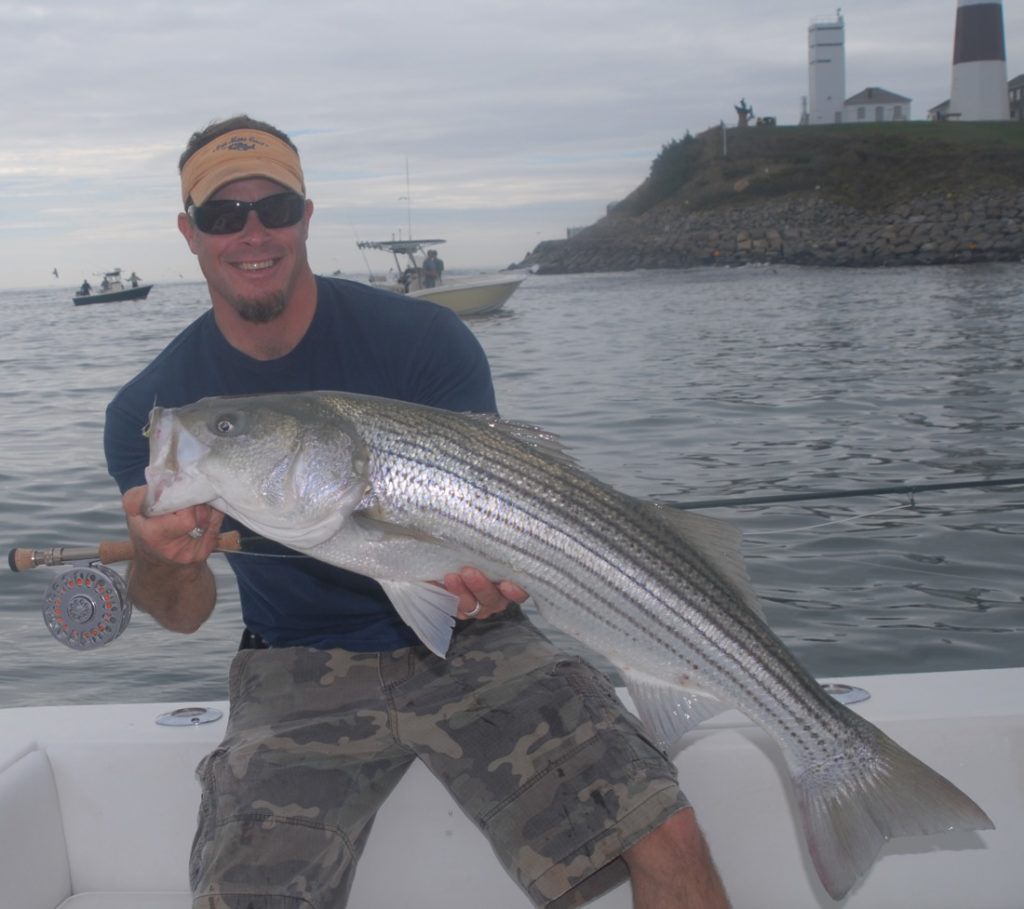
[735,98,753,128]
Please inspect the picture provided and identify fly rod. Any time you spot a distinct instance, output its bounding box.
[11,476,1023,570]
[8,475,1023,649]
[14,476,1022,570]
[667,475,1024,510]
[7,530,243,573]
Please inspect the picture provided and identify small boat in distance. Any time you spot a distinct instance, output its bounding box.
[357,239,523,317]
[73,269,153,306]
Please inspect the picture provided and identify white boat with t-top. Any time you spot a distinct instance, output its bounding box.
[357,238,524,317]
[1,665,1020,908]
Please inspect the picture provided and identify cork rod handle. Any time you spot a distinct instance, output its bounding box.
[7,530,243,572]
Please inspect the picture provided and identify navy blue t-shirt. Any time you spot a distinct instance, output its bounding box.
[104,275,497,650]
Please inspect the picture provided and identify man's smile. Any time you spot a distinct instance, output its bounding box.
[235,259,277,272]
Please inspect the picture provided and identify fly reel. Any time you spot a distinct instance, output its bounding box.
[9,530,240,649]
[42,562,132,649]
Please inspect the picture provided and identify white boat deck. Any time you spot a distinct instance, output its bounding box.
[2,667,1021,908]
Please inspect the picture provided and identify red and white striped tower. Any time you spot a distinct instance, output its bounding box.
[949,0,1010,120]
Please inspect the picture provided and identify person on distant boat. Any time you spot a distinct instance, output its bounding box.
[78,279,91,296]
[422,248,444,287]
[100,276,110,291]
[104,114,731,909]
[128,271,140,287]
[399,264,417,292]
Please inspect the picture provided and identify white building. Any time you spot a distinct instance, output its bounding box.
[844,87,912,122]
[929,74,1022,120]
[1010,73,1024,120]
[808,11,846,124]
[949,0,1010,120]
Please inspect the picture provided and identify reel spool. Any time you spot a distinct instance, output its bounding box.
[42,562,132,649]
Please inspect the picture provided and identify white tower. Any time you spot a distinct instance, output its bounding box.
[950,0,1010,120]
[808,11,846,125]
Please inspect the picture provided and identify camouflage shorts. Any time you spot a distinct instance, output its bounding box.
[190,606,688,908]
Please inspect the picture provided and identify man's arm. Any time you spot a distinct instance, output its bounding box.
[121,485,225,633]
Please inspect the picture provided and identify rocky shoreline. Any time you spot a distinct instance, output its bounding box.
[521,188,1024,273]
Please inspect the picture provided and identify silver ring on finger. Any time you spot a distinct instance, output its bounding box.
[188,526,205,539]
[465,602,482,618]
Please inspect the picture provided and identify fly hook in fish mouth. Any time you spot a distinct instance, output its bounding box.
[142,403,164,439]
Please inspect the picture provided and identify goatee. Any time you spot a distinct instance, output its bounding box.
[233,291,287,324]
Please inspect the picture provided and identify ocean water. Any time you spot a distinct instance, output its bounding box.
[1,264,1022,708]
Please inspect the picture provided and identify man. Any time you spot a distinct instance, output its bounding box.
[104,115,729,909]
[422,247,444,287]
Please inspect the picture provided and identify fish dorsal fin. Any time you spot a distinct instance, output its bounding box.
[377,580,459,659]
[649,504,765,620]
[463,413,581,468]
[624,668,727,752]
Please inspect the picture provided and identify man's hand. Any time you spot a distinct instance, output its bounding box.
[119,485,224,633]
[443,567,528,621]
[122,485,224,565]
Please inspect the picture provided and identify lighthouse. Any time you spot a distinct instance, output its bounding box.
[949,0,1010,120]
[808,11,846,124]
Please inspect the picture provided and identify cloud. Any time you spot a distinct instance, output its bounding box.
[1,0,1020,287]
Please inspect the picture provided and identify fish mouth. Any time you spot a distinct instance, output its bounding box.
[142,410,211,515]
[142,465,178,515]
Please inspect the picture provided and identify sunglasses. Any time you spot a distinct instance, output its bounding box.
[188,192,306,235]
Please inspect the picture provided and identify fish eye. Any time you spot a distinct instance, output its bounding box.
[212,413,239,435]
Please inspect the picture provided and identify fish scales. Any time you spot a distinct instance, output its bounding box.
[330,394,860,756]
[265,394,883,768]
[143,390,993,900]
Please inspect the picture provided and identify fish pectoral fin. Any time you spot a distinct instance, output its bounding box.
[377,579,458,659]
[650,505,765,620]
[353,512,449,545]
[624,669,728,752]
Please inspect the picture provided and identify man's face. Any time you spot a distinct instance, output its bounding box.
[178,177,314,324]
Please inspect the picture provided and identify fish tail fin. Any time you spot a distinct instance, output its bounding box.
[795,723,993,900]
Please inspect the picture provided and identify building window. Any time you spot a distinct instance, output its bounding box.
[875,106,884,121]
[858,106,866,120]
[893,105,903,120]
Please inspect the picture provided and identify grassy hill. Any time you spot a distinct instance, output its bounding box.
[617,122,1024,216]
[521,122,1024,272]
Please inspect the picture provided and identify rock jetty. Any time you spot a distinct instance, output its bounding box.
[522,190,1024,272]
[518,124,1024,273]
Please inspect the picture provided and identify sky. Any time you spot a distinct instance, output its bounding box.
[2,0,1021,290]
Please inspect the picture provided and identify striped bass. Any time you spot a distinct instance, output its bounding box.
[143,390,993,900]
